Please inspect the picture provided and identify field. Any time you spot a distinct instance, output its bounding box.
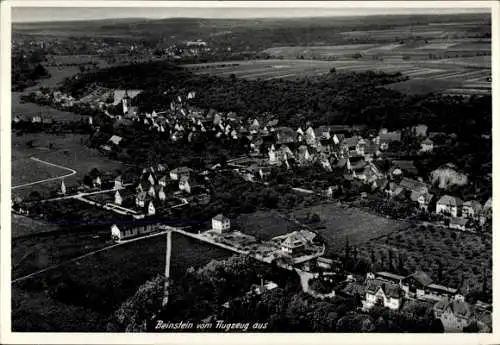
[12,92,88,123]
[11,214,60,238]
[357,226,492,297]
[291,203,409,253]
[184,27,491,96]
[12,232,232,331]
[12,132,125,199]
[235,210,301,240]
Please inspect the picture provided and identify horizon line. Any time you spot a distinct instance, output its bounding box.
[12,11,492,24]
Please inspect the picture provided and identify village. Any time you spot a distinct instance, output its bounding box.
[11,82,493,333]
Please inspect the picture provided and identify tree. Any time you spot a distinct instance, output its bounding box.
[107,274,165,332]
[388,250,393,271]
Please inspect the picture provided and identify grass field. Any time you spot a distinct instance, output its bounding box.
[12,132,125,199]
[291,203,409,253]
[11,214,60,239]
[358,226,492,296]
[235,210,301,241]
[13,232,232,331]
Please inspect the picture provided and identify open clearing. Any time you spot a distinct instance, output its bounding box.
[291,203,409,253]
[12,232,231,331]
[235,210,301,241]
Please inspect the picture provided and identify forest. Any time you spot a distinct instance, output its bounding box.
[59,60,492,138]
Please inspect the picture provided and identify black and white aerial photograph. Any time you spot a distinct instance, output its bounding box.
[4,0,496,339]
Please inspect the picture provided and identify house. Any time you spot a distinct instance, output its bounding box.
[158,186,166,201]
[385,182,403,198]
[170,166,192,180]
[436,195,463,217]
[179,176,191,193]
[449,217,468,231]
[259,167,272,181]
[420,138,434,152]
[114,176,123,190]
[279,230,316,256]
[110,223,158,242]
[413,124,428,137]
[379,131,402,150]
[250,280,279,296]
[275,127,298,144]
[108,135,123,146]
[392,160,418,176]
[433,296,474,332]
[158,175,168,187]
[114,190,123,205]
[93,176,102,188]
[60,180,66,195]
[135,191,147,208]
[399,271,434,300]
[462,200,482,219]
[148,185,156,198]
[416,193,434,211]
[212,214,231,234]
[147,201,156,216]
[363,278,404,310]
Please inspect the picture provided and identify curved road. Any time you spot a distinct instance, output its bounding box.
[12,157,77,189]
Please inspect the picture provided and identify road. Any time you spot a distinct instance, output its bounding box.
[12,157,77,189]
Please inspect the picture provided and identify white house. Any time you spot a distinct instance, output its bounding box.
[136,191,147,208]
[147,201,156,216]
[179,176,191,194]
[60,180,66,195]
[147,185,156,198]
[420,138,434,152]
[114,190,123,205]
[462,200,482,219]
[212,214,231,234]
[363,278,403,311]
[114,176,123,190]
[170,167,192,181]
[436,195,463,217]
[158,187,166,201]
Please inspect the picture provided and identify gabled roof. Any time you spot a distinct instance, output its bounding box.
[422,138,434,145]
[213,214,229,222]
[463,200,482,212]
[380,131,402,142]
[400,177,429,193]
[108,135,123,145]
[366,279,403,299]
[392,160,418,175]
[437,195,463,207]
[405,271,433,287]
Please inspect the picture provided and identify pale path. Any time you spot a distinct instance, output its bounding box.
[12,157,77,189]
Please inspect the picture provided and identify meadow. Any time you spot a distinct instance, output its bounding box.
[12,232,232,331]
[291,203,409,253]
[12,132,125,199]
[235,210,301,241]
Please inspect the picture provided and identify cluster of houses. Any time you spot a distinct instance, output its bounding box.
[326,269,491,332]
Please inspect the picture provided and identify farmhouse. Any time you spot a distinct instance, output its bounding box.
[114,190,123,205]
[212,214,231,234]
[436,195,463,217]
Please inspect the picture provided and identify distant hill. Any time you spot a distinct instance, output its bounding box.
[13,13,491,47]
